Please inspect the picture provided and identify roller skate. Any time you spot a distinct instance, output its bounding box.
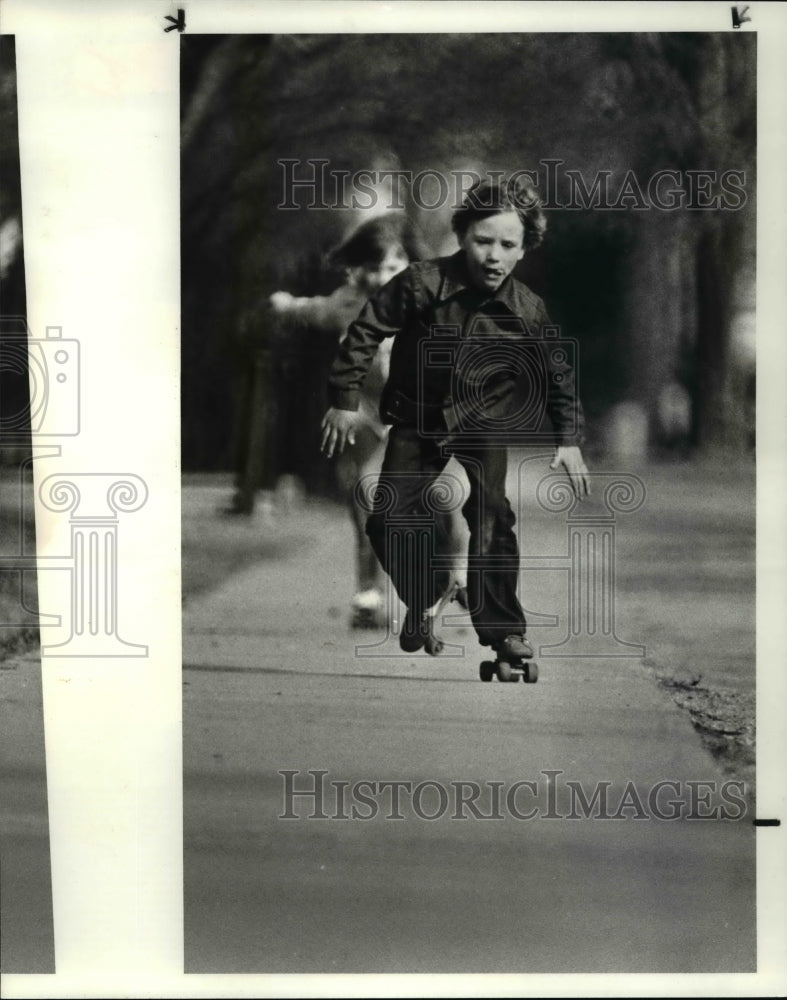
[479,633,539,684]
[349,588,386,630]
[400,580,468,656]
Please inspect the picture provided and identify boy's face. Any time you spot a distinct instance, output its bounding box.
[350,245,409,296]
[460,211,525,293]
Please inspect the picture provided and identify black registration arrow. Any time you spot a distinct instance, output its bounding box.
[164,8,186,33]
[731,5,751,29]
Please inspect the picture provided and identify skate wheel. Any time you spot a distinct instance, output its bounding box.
[349,610,372,631]
[523,661,539,684]
[497,660,513,682]
[479,661,495,682]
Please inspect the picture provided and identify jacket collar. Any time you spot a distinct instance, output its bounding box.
[439,251,519,312]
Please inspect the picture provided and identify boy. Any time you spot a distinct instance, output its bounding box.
[271,214,467,628]
[321,176,589,657]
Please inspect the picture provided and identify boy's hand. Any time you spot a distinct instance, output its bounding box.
[321,407,359,458]
[550,446,590,500]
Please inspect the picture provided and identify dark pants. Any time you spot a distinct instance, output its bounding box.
[365,424,526,647]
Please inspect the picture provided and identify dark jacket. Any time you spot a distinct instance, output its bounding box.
[328,252,584,446]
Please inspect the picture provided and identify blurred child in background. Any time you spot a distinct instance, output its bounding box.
[271,213,469,628]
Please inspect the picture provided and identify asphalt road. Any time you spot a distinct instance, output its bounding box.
[182,472,756,974]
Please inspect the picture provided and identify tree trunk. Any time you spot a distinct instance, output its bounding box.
[619,212,689,453]
[693,215,751,451]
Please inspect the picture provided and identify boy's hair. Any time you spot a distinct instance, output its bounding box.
[330,213,427,270]
[451,175,547,250]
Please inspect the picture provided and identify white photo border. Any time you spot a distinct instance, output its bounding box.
[1,1,784,997]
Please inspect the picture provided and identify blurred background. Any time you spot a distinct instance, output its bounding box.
[180,32,756,497]
[0,30,759,976]
[1,35,39,660]
[1,34,29,443]
[0,38,25,322]
[0,36,55,974]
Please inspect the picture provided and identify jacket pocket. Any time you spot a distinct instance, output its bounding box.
[381,388,444,429]
[381,388,419,425]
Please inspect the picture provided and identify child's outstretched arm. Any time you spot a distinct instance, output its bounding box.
[550,446,590,499]
[321,269,412,455]
[320,406,359,458]
[537,301,590,499]
[270,286,363,337]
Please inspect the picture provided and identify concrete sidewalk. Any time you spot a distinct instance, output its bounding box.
[0,651,55,973]
[182,468,756,974]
